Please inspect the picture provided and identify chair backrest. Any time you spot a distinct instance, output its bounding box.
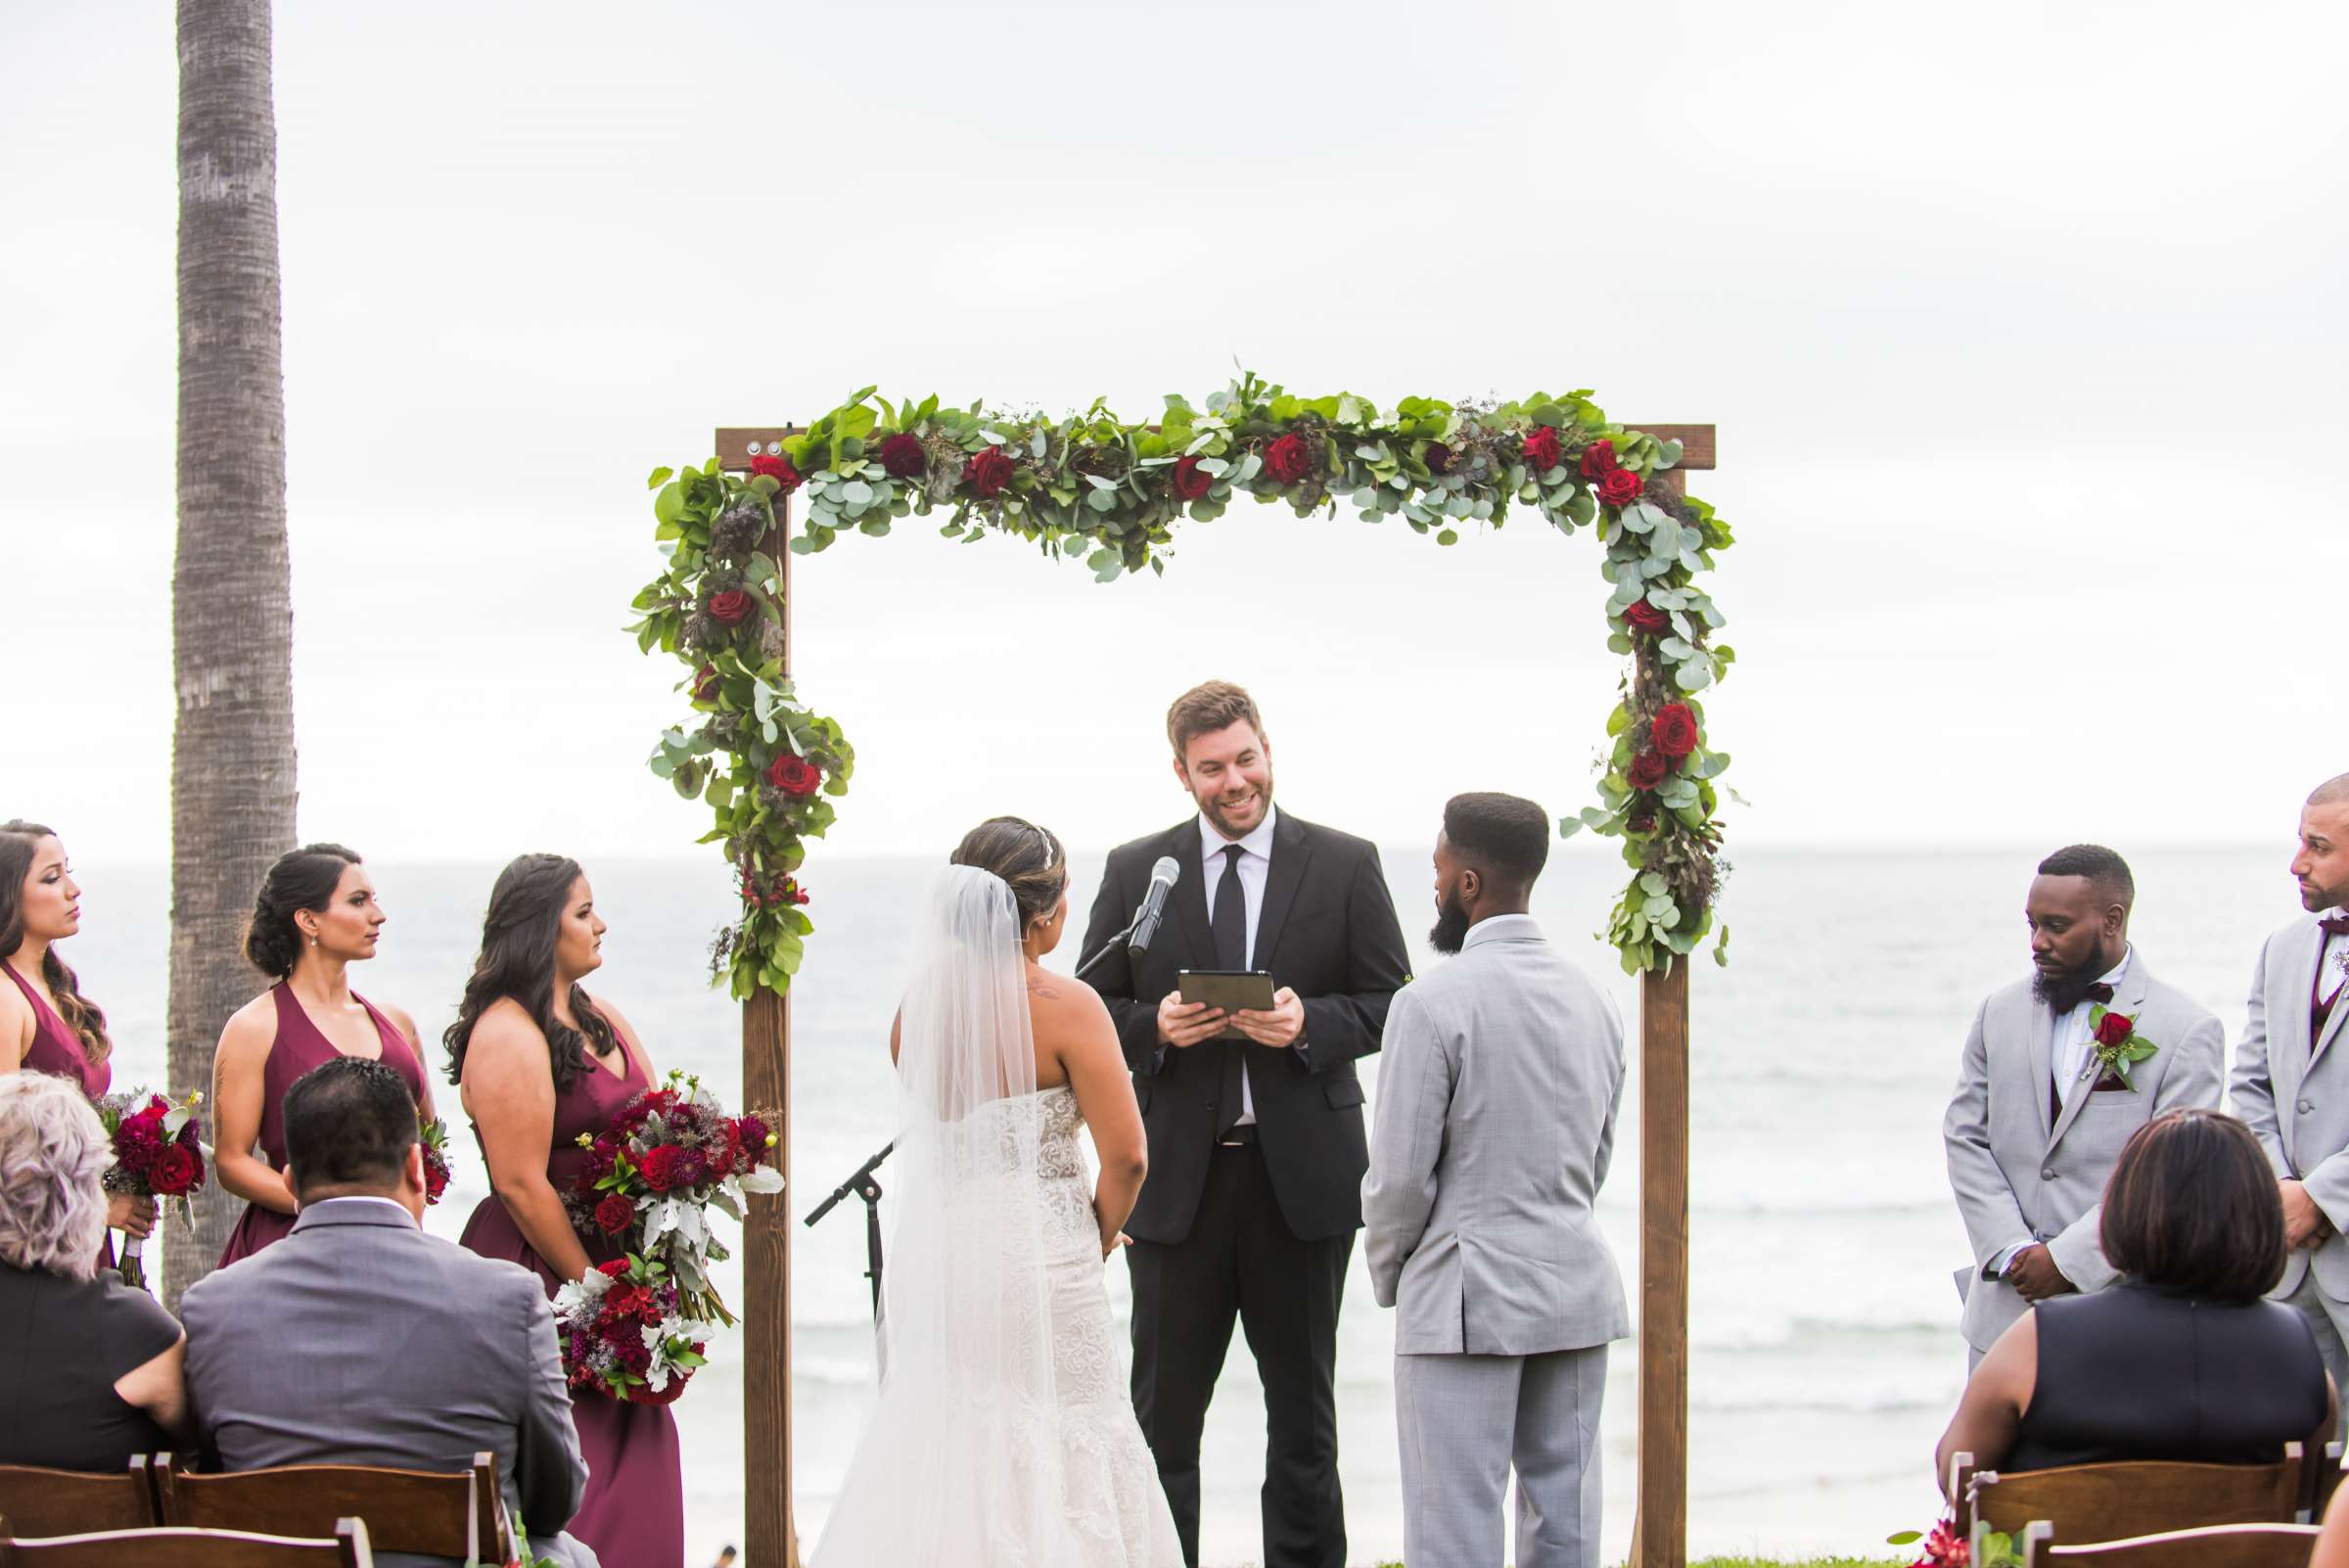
[0,1514,372,1567]
[2310,1442,2345,1524]
[0,1460,156,1537]
[1973,1446,2309,1540]
[157,1453,505,1565]
[2016,1518,2322,1568]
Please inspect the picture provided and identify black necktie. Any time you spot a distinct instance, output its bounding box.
[1214,843,1247,1136]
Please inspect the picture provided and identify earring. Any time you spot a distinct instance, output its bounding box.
[307,934,317,946]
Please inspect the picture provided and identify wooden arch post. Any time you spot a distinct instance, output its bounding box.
[712,420,1715,1568]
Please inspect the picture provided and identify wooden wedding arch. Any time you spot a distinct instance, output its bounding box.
[713,416,1716,1568]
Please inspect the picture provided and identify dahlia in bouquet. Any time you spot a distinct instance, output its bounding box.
[551,1254,707,1406]
[564,1069,782,1324]
[94,1087,208,1290]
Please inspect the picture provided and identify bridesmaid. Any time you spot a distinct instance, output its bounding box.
[451,853,683,1568]
[212,843,434,1265]
[0,821,154,1261]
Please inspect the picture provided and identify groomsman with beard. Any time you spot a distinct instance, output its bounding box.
[2230,774,2349,1410]
[1081,680,1410,1568]
[1943,845,2225,1364]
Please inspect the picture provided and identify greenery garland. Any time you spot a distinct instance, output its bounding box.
[630,372,1734,997]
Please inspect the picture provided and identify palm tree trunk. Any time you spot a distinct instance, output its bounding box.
[167,0,295,1312]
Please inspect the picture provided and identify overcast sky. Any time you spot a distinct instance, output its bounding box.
[5,0,2343,869]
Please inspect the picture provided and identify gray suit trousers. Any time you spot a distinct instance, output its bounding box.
[1394,1345,1607,1568]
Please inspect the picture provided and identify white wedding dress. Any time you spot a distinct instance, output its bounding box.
[813,865,1183,1568]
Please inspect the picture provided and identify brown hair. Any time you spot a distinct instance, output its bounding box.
[0,822,111,1065]
[2099,1109,2285,1303]
[244,843,365,980]
[1166,680,1267,763]
[950,817,1068,933]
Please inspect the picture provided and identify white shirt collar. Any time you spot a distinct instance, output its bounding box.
[2100,945,2133,987]
[1199,803,1278,862]
[308,1194,419,1225]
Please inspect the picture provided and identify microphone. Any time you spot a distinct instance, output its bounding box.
[1127,856,1181,959]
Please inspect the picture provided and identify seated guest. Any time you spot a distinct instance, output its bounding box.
[1937,1108,2335,1486]
[0,1072,189,1467]
[183,1058,598,1568]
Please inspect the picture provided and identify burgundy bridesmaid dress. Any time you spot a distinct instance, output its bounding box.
[460,1030,684,1568]
[5,961,115,1267]
[217,982,431,1266]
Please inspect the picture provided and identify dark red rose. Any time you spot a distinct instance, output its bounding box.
[1264,433,1313,485]
[707,590,751,625]
[594,1193,637,1234]
[596,1258,631,1279]
[1627,751,1671,791]
[150,1142,201,1195]
[1579,438,1620,480]
[962,445,1015,498]
[1597,466,1643,508]
[1171,454,1214,500]
[1423,441,1453,476]
[1521,426,1564,473]
[1627,810,1658,835]
[1651,703,1700,759]
[422,1154,449,1203]
[1624,600,1670,634]
[748,453,803,493]
[2095,1012,2135,1048]
[765,754,822,798]
[878,433,928,481]
[614,1335,653,1375]
[692,665,720,703]
[638,1145,685,1193]
[115,1119,160,1156]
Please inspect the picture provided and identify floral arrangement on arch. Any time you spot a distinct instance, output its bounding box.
[630,372,1734,991]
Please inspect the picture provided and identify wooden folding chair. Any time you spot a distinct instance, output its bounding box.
[2014,1518,2322,1568]
[157,1453,507,1567]
[0,1460,157,1538]
[0,1514,371,1566]
[2309,1441,2346,1524]
[1951,1445,2310,1541]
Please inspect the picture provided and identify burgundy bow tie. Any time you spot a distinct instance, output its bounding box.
[2084,983,2115,1004]
[2323,914,2349,938]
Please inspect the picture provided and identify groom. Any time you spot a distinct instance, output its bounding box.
[1082,680,1410,1568]
[1942,843,2223,1363]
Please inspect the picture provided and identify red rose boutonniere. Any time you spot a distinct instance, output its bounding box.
[2086,1005,2160,1091]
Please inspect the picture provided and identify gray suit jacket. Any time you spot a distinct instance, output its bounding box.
[2229,914,2349,1301]
[1361,916,1630,1357]
[1943,955,2225,1352]
[182,1199,595,1568]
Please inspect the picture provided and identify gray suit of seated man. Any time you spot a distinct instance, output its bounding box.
[1363,793,1631,1568]
[184,1056,598,1568]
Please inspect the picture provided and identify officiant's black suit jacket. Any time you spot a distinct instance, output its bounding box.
[1081,810,1411,1244]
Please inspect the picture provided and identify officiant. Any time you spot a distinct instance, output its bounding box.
[1080,680,1409,1568]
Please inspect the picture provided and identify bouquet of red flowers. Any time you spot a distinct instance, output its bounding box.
[550,1254,707,1405]
[94,1088,208,1290]
[419,1116,454,1205]
[564,1069,781,1324]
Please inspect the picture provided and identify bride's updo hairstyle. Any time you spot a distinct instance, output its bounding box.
[949,817,1067,937]
[244,843,364,980]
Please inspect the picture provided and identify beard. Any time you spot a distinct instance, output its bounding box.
[1199,771,1273,840]
[2033,936,2118,1013]
[1430,887,1472,955]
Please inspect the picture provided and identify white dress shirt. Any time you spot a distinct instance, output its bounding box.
[2323,910,2349,1012]
[1200,805,1278,1126]
[2051,945,2134,1110]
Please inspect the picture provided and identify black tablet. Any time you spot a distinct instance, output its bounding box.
[1177,969,1276,1040]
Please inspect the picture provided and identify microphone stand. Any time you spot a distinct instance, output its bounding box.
[804,1140,894,1321]
[1071,918,1138,983]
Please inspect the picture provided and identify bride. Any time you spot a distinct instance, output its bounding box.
[814,816,1184,1567]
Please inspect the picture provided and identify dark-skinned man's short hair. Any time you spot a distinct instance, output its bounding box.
[2037,843,2135,911]
[2100,1109,2286,1302]
[283,1056,421,1199]
[1442,793,1551,888]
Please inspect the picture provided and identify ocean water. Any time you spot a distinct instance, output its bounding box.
[54,842,2293,1566]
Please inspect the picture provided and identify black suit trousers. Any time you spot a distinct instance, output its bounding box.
[1128,1139,1351,1568]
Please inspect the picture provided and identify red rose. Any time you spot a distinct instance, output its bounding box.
[1424,441,1454,476]
[691,665,720,703]
[1264,433,1313,485]
[1651,703,1700,759]
[1597,467,1643,508]
[1521,426,1564,473]
[1579,438,1620,480]
[638,1145,685,1193]
[1627,751,1670,791]
[423,1156,449,1203]
[765,754,822,798]
[748,453,803,493]
[2095,1012,2135,1048]
[594,1193,637,1234]
[150,1142,201,1195]
[962,446,1015,498]
[707,590,751,625]
[1171,454,1214,500]
[878,434,928,481]
[1624,601,1670,634]
[596,1258,631,1279]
